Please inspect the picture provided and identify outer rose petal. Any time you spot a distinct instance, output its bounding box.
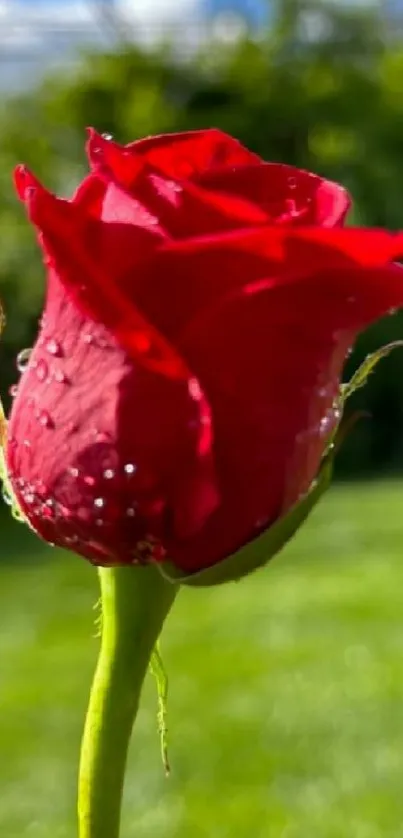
[15,168,183,378]
[162,279,353,570]
[195,162,351,227]
[7,272,220,562]
[163,251,403,570]
[125,128,262,178]
[9,169,221,561]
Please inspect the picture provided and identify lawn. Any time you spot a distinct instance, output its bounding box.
[1,482,403,838]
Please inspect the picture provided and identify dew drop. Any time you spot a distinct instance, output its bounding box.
[36,409,53,429]
[46,338,62,356]
[124,463,137,476]
[103,469,115,480]
[69,467,80,478]
[95,518,104,526]
[54,369,69,384]
[92,430,111,443]
[126,507,136,517]
[94,497,105,508]
[23,439,31,448]
[319,417,330,434]
[188,378,202,401]
[83,475,95,487]
[24,492,35,504]
[389,307,397,316]
[16,347,32,373]
[36,358,48,382]
[82,333,94,345]
[9,384,18,398]
[102,133,113,141]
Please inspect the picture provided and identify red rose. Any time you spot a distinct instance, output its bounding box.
[7,128,403,572]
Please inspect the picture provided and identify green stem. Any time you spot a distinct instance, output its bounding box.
[78,564,178,838]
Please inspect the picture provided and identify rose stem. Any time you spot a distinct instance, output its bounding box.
[78,564,178,838]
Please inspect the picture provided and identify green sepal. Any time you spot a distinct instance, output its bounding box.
[149,642,170,776]
[0,397,26,523]
[341,340,403,404]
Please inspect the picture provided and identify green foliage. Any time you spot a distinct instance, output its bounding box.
[1,1,403,473]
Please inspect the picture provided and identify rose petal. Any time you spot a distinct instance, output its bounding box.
[166,279,353,571]
[195,162,351,227]
[14,169,186,379]
[130,227,403,346]
[88,130,268,237]
[7,270,220,561]
[126,128,262,178]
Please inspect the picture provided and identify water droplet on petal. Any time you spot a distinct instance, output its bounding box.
[389,307,397,316]
[69,467,80,478]
[82,333,94,345]
[36,409,53,429]
[46,338,62,356]
[9,384,18,398]
[103,469,115,480]
[23,439,31,448]
[83,475,95,487]
[95,518,104,526]
[102,133,113,141]
[36,358,48,382]
[124,463,137,476]
[94,497,105,508]
[188,378,202,401]
[54,369,69,384]
[16,347,32,373]
[126,507,136,517]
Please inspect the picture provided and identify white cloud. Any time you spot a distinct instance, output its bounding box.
[0,0,203,90]
[116,0,200,25]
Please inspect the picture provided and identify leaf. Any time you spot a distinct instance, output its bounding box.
[149,642,170,776]
[342,340,403,404]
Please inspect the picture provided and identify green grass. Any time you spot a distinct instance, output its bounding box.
[1,482,403,838]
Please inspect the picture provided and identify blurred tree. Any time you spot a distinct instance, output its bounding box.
[1,0,403,475]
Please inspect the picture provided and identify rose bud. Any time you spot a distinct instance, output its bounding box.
[4,129,403,838]
[6,128,403,582]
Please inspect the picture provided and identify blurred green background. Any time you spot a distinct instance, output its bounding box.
[2,486,403,838]
[2,1,403,836]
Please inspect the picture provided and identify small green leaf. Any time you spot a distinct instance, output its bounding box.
[342,340,403,404]
[149,642,170,776]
